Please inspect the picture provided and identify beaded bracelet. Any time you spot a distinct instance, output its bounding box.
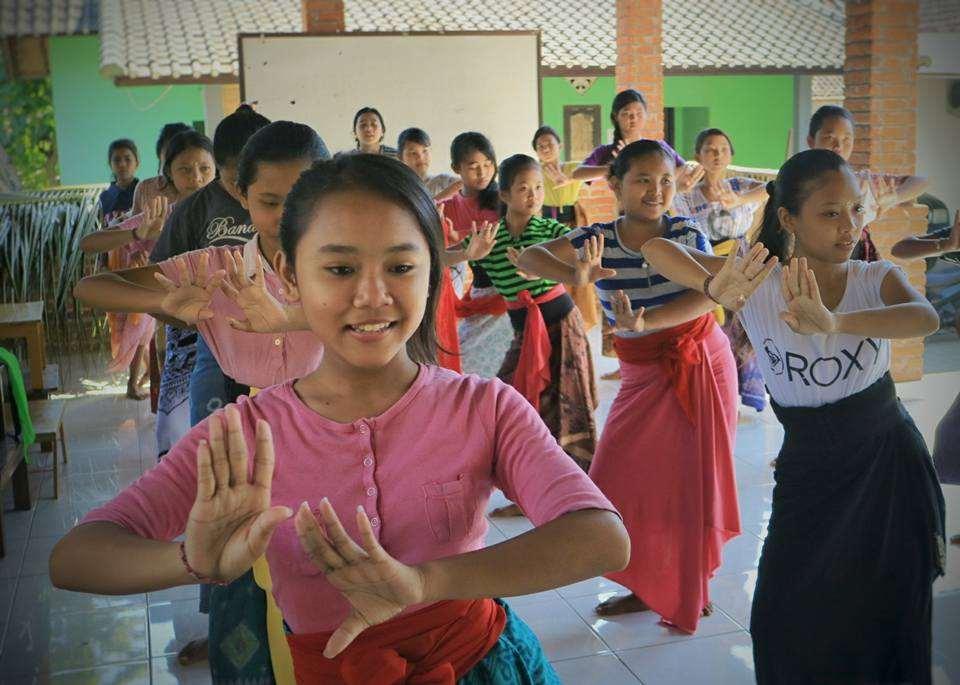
[703,274,722,305]
[179,541,228,586]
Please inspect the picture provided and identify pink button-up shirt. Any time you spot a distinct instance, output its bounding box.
[157,236,323,388]
[83,365,616,633]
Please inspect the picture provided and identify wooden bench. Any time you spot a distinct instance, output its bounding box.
[28,399,66,499]
[0,302,47,394]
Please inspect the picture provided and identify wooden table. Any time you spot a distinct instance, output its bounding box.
[0,301,46,392]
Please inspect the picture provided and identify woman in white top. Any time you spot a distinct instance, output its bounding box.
[641,149,945,684]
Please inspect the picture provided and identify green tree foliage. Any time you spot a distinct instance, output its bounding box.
[0,78,60,189]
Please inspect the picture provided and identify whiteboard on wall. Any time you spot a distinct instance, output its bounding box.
[239,32,542,174]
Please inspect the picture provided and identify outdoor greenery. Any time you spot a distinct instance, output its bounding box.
[0,186,108,354]
[0,77,60,189]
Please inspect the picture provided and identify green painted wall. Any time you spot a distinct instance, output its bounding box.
[48,36,205,185]
[540,74,794,170]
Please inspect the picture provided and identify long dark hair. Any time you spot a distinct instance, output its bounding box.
[450,131,499,212]
[280,154,443,364]
[610,89,647,144]
[161,130,214,185]
[236,121,330,194]
[755,149,849,261]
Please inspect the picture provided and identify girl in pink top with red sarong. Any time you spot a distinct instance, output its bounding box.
[54,152,630,684]
[81,131,217,399]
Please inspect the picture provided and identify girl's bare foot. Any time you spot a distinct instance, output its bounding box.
[177,638,208,665]
[702,602,715,617]
[951,533,960,546]
[601,369,621,381]
[126,379,148,400]
[595,593,649,616]
[490,503,524,517]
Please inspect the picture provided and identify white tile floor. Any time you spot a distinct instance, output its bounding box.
[1,331,958,684]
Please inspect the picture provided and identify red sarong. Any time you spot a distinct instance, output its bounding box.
[592,314,741,633]
[285,599,506,684]
[454,286,508,319]
[436,270,462,373]
[614,313,714,422]
[504,284,566,411]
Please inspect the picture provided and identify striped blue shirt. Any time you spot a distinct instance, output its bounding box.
[567,216,712,337]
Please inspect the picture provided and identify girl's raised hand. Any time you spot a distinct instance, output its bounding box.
[611,290,645,332]
[573,234,616,286]
[610,140,627,159]
[676,163,706,194]
[718,187,742,211]
[183,406,292,583]
[542,162,573,188]
[135,196,168,241]
[708,243,778,311]
[295,499,426,658]
[154,252,225,324]
[220,249,290,333]
[778,257,836,335]
[463,220,498,261]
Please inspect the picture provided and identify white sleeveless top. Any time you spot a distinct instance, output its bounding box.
[738,260,897,408]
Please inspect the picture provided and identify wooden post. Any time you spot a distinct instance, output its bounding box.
[302,0,345,33]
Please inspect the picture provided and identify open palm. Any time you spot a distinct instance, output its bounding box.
[154,253,224,324]
[220,248,290,333]
[183,405,291,583]
[779,257,837,335]
[295,499,427,658]
[708,242,778,311]
[573,233,616,286]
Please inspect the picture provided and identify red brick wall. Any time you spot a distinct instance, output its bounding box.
[615,0,665,140]
[844,0,925,381]
[302,0,345,32]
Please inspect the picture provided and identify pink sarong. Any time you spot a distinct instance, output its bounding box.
[103,211,161,374]
[589,316,741,633]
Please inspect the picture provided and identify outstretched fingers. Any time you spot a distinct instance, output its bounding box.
[224,404,248,487]
[294,501,347,573]
[318,498,368,565]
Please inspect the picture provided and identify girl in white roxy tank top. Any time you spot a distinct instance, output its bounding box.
[640,149,945,685]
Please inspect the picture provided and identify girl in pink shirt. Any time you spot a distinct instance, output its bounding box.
[80,131,217,399]
[74,122,329,390]
[53,153,629,684]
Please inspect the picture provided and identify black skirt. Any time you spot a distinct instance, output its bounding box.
[751,373,946,685]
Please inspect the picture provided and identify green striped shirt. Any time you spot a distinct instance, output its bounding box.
[468,215,570,301]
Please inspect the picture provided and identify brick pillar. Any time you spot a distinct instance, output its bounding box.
[844,0,925,381]
[302,0,345,33]
[579,0,665,223]
[616,0,664,140]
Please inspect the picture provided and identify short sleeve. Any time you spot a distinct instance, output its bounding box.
[582,145,607,166]
[863,259,898,304]
[550,218,571,239]
[672,193,692,217]
[491,383,616,526]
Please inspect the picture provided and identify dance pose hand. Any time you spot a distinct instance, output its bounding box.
[437,202,460,242]
[542,161,574,188]
[184,406,292,584]
[779,257,836,334]
[708,243,778,311]
[573,234,616,286]
[611,290,645,332]
[134,196,168,241]
[295,498,426,658]
[154,252,225,324]
[718,187,742,211]
[433,179,463,203]
[868,174,898,213]
[676,163,706,194]
[506,246,538,280]
[609,140,627,159]
[463,221,498,261]
[220,249,291,333]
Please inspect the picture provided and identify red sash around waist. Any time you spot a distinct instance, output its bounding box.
[285,599,506,685]
[613,313,716,421]
[454,286,508,319]
[505,284,567,411]
[436,270,462,373]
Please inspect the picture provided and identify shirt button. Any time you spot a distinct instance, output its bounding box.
[366,487,377,497]
[370,517,380,527]
[358,425,367,434]
[363,457,373,467]
[273,337,282,346]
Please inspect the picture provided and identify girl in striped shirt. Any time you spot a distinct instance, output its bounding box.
[452,154,598,483]
[516,140,770,633]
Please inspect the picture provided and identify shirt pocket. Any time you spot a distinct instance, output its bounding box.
[421,474,475,543]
